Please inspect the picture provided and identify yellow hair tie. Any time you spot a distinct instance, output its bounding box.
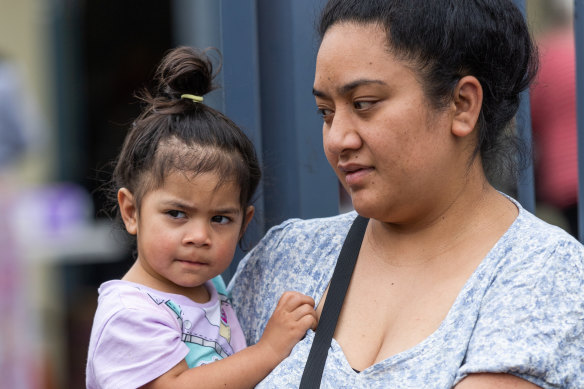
[180,94,204,103]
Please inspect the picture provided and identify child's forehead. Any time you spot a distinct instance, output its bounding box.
[156,170,242,207]
[149,137,244,196]
[165,169,227,183]
[163,169,239,192]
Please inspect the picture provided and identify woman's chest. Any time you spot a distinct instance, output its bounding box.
[257,322,471,389]
[316,251,480,372]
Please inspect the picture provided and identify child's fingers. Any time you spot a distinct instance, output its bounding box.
[277,291,315,310]
[285,298,318,332]
[300,308,318,331]
[270,291,318,334]
[290,302,317,321]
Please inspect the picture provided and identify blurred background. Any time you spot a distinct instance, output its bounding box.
[0,0,576,387]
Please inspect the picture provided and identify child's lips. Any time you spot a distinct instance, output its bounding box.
[176,259,209,267]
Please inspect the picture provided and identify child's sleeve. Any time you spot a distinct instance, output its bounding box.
[88,295,189,388]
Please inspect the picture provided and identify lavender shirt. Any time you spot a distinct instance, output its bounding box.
[229,198,584,388]
[86,277,246,388]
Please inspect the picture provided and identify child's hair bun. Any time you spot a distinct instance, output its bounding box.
[154,46,217,100]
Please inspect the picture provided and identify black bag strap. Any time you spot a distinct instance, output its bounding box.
[299,215,369,388]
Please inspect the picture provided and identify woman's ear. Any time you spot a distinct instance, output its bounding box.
[239,205,255,239]
[118,188,138,235]
[452,75,483,137]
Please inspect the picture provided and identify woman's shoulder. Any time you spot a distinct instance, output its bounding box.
[258,211,358,249]
[510,203,584,263]
[240,211,358,270]
[479,199,584,322]
[458,206,584,387]
[267,211,358,236]
[229,212,360,344]
[489,203,584,294]
[236,211,358,273]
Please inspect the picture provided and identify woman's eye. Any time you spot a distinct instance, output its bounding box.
[354,101,374,110]
[316,107,334,120]
[167,210,186,219]
[211,215,231,225]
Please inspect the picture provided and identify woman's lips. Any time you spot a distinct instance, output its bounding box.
[339,164,373,186]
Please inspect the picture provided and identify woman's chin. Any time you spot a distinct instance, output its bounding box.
[351,196,402,223]
[351,200,378,220]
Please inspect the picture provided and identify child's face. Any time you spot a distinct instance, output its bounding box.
[121,170,253,298]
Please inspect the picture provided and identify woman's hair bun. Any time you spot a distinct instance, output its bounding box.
[154,46,218,99]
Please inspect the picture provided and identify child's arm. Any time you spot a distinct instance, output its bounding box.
[142,291,318,389]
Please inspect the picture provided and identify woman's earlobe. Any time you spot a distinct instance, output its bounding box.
[452,76,483,137]
[118,188,138,235]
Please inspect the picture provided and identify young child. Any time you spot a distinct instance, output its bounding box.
[86,46,318,389]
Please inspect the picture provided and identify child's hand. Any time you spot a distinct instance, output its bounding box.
[257,291,318,363]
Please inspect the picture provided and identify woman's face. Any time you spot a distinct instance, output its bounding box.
[314,22,467,225]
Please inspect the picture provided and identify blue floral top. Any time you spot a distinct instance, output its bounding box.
[229,198,584,388]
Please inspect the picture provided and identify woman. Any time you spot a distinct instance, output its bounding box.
[229,0,584,387]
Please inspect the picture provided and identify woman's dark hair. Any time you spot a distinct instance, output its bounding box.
[109,46,261,224]
[318,0,538,184]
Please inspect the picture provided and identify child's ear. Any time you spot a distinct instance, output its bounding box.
[239,205,255,239]
[452,75,483,137]
[118,188,138,235]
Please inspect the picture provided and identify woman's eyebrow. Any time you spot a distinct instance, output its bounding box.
[313,78,387,98]
[312,87,328,98]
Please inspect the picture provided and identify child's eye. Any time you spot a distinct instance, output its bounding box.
[167,210,186,219]
[211,215,231,225]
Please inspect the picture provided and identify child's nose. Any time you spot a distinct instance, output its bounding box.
[182,220,211,247]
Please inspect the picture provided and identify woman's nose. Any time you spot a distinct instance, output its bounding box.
[182,221,211,247]
[324,111,362,156]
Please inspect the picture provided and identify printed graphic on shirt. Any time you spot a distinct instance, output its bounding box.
[147,293,234,367]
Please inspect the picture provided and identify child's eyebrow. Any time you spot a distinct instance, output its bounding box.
[213,207,242,215]
[162,200,241,215]
[161,200,191,209]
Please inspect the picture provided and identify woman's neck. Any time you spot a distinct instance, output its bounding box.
[365,181,517,267]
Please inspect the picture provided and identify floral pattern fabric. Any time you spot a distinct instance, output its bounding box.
[229,198,584,388]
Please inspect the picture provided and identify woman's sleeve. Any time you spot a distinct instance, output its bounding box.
[456,240,584,388]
